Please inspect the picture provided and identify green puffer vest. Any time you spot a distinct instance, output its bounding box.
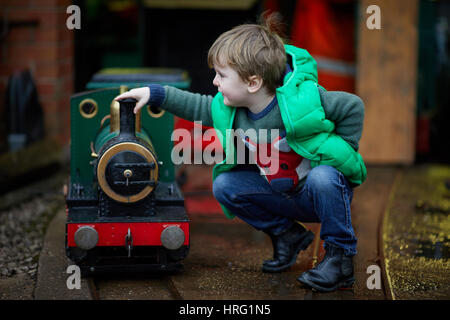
[211,44,367,219]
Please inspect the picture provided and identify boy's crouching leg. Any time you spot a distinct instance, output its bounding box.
[297,242,355,292]
[213,170,315,273]
[262,222,314,273]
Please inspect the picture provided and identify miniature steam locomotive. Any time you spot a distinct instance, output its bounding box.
[65,87,189,274]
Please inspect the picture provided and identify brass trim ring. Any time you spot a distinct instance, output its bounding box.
[79,98,98,119]
[97,142,158,203]
[147,105,165,118]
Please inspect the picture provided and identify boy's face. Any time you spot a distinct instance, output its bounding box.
[212,61,250,107]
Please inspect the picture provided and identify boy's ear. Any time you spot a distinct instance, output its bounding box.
[247,75,263,93]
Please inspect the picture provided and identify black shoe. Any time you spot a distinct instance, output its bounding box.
[262,223,314,273]
[297,243,355,292]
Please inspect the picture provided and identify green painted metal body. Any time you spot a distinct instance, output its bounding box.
[93,125,153,154]
[70,88,175,191]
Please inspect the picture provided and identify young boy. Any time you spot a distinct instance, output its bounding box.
[115,14,366,292]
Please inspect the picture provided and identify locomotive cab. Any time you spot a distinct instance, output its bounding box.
[65,89,189,274]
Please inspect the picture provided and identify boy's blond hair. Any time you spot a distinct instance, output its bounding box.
[207,13,287,94]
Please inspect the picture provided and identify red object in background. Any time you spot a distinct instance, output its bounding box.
[184,196,223,215]
[267,0,357,93]
[291,0,356,92]
[416,116,430,154]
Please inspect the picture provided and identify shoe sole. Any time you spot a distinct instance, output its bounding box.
[262,230,315,273]
[297,275,355,293]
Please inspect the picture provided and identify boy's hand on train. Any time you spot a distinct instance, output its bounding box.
[114,87,150,114]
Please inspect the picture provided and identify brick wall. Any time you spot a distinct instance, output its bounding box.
[0,0,74,147]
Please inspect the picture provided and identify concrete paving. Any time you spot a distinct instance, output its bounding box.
[34,205,92,300]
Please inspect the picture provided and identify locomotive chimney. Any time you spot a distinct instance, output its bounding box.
[110,86,141,133]
[118,98,137,139]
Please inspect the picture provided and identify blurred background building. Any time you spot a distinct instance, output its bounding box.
[0,0,448,164]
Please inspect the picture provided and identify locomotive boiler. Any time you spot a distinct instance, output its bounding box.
[65,87,189,274]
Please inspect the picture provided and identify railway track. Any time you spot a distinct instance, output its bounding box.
[87,273,183,300]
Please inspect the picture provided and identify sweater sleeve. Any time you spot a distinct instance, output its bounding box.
[318,87,365,151]
[147,84,214,127]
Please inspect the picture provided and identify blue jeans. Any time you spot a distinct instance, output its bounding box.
[213,164,357,256]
